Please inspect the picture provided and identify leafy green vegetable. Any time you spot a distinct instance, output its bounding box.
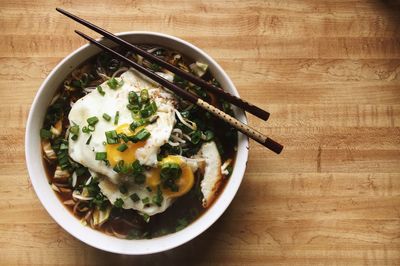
[40,128,52,139]
[97,86,105,96]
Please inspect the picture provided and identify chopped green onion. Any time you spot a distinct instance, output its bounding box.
[128,91,139,105]
[130,193,140,202]
[141,213,150,223]
[117,143,128,152]
[102,113,111,121]
[87,125,95,132]
[152,186,164,207]
[105,130,118,144]
[113,160,129,174]
[140,101,157,118]
[129,119,146,131]
[160,163,182,182]
[107,78,123,90]
[118,133,129,143]
[87,116,99,126]
[71,134,78,141]
[130,128,151,142]
[70,125,80,135]
[95,152,107,160]
[160,162,181,192]
[97,85,105,96]
[131,160,143,175]
[82,126,90,134]
[114,198,124,208]
[146,187,152,192]
[140,89,149,103]
[40,129,52,139]
[141,197,150,205]
[114,111,119,125]
[226,165,233,177]
[86,134,92,145]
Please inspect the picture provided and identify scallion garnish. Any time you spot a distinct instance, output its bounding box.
[102,113,111,121]
[107,78,123,90]
[70,125,80,135]
[117,143,128,152]
[128,91,139,105]
[114,198,124,208]
[140,89,149,103]
[118,133,129,143]
[95,152,107,160]
[86,134,92,145]
[114,111,119,125]
[105,130,118,144]
[87,116,99,126]
[160,162,182,192]
[113,160,129,174]
[130,193,140,202]
[97,85,105,96]
[130,128,151,142]
[71,134,78,141]
[142,197,150,205]
[152,186,164,207]
[82,126,90,133]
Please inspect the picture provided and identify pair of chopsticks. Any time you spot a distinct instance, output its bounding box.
[56,8,283,154]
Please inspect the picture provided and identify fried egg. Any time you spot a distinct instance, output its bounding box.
[98,155,204,216]
[68,68,225,217]
[68,69,176,184]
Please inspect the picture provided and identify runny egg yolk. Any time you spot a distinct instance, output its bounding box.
[106,123,146,167]
[147,155,195,198]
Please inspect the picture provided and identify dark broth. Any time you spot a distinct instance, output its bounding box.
[42,45,237,239]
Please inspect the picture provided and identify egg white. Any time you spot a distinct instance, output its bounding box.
[196,141,223,207]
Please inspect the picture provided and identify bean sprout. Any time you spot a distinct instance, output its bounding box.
[175,110,197,130]
[72,190,93,201]
[111,67,129,79]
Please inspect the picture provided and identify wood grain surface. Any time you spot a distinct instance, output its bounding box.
[1,0,400,265]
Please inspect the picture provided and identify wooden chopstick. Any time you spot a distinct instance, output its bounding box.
[56,8,270,121]
[74,30,283,154]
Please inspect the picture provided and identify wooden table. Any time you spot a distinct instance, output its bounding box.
[1,1,399,265]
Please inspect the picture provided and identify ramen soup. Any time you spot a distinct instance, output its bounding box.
[40,46,237,239]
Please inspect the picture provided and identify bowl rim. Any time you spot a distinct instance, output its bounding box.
[25,31,249,255]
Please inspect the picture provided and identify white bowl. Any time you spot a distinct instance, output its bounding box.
[25,31,249,255]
